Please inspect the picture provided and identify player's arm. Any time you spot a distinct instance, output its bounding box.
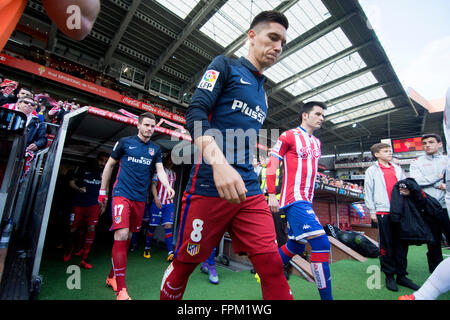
[266,156,280,213]
[98,140,122,204]
[186,56,246,204]
[266,133,289,212]
[68,168,86,193]
[155,162,175,200]
[98,156,117,204]
[69,179,86,193]
[151,179,162,208]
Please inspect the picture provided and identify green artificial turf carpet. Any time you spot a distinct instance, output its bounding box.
[37,234,450,301]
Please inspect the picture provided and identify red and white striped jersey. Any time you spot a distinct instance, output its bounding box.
[152,168,177,205]
[271,126,321,207]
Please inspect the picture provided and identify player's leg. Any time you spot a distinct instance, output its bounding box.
[63,207,81,262]
[231,194,293,300]
[307,233,332,300]
[162,203,175,261]
[109,197,135,299]
[164,223,174,261]
[278,202,332,300]
[144,202,159,258]
[79,204,100,268]
[200,247,219,284]
[400,257,450,300]
[160,193,232,300]
[278,204,306,264]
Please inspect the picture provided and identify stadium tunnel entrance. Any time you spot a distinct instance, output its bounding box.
[0,106,193,299]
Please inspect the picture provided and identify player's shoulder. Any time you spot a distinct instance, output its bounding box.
[147,140,161,150]
[209,55,232,70]
[280,128,297,140]
[118,135,135,144]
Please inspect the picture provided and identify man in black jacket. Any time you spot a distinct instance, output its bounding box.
[16,97,47,152]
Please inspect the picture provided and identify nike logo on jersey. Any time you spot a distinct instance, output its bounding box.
[240,78,251,85]
[129,146,136,149]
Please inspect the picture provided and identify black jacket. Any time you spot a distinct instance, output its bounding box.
[390,178,434,245]
[26,116,47,150]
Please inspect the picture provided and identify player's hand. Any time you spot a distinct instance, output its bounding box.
[98,189,108,205]
[78,187,87,193]
[155,198,162,209]
[212,163,247,204]
[166,187,175,201]
[99,202,106,215]
[268,193,280,213]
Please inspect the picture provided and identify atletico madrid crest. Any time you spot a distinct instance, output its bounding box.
[187,243,200,256]
[149,148,155,156]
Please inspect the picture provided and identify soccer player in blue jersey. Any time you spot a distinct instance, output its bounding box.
[160,11,293,300]
[98,112,175,300]
[63,152,109,269]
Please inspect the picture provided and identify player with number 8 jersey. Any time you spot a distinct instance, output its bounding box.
[98,112,175,300]
[160,11,293,301]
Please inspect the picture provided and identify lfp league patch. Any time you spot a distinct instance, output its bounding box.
[198,69,219,92]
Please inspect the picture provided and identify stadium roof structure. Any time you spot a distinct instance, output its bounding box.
[9,0,443,155]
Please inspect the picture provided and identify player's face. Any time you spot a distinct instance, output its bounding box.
[137,117,156,139]
[97,156,108,170]
[422,137,442,155]
[248,22,287,70]
[303,106,324,131]
[375,148,392,162]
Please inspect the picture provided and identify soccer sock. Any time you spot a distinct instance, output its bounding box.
[77,227,86,252]
[308,234,333,300]
[111,239,130,292]
[160,259,198,300]
[414,257,450,300]
[165,227,174,253]
[249,252,293,300]
[206,247,216,265]
[145,226,156,249]
[278,240,306,264]
[81,229,95,261]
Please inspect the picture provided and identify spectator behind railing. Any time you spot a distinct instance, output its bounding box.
[335,156,376,164]
[316,174,363,193]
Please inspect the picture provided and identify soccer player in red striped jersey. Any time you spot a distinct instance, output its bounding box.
[143,156,177,261]
[266,101,333,300]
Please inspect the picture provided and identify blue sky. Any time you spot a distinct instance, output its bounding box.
[359,0,450,100]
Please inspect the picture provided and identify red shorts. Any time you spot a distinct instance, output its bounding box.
[70,205,100,229]
[110,196,146,232]
[174,193,278,263]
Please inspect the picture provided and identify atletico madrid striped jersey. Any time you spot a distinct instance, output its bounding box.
[152,168,177,205]
[270,126,321,208]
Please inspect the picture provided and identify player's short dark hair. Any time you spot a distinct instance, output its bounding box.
[422,133,442,143]
[370,143,391,157]
[250,10,289,31]
[96,152,109,159]
[138,112,156,123]
[299,101,326,121]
